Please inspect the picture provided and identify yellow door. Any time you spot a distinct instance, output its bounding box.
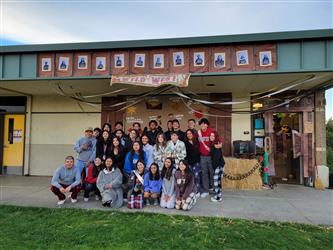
[3,114,25,167]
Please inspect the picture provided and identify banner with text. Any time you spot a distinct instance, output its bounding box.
[111,74,190,87]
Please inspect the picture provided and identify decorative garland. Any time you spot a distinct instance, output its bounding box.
[223,162,261,181]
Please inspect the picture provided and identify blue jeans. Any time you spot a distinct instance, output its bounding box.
[76,159,87,175]
[189,162,201,193]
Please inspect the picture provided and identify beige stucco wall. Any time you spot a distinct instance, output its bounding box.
[231,100,251,142]
[27,96,101,176]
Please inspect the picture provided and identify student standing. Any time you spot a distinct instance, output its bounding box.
[96,157,123,208]
[153,132,167,171]
[83,157,103,202]
[209,131,225,202]
[165,131,186,168]
[144,163,162,206]
[197,118,213,198]
[144,120,162,146]
[73,127,96,175]
[174,160,197,210]
[141,134,154,169]
[110,136,126,171]
[124,141,147,175]
[172,119,186,142]
[96,130,112,161]
[160,158,176,209]
[185,129,201,194]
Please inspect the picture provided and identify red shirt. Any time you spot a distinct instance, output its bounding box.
[198,127,213,156]
[85,164,98,184]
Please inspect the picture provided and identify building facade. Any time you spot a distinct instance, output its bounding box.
[0,29,332,185]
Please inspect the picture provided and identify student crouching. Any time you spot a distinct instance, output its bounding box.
[144,163,162,206]
[96,157,123,208]
[127,160,146,209]
[51,156,81,205]
[175,160,198,210]
[83,157,103,202]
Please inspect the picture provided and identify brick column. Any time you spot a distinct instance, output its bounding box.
[314,90,327,166]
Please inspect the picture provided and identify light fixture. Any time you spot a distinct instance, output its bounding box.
[253,102,263,109]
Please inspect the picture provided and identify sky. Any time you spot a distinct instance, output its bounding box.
[0,0,332,119]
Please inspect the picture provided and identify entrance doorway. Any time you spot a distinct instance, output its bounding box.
[272,112,302,184]
[1,114,25,175]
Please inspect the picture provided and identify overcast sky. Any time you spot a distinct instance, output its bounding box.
[1,0,332,119]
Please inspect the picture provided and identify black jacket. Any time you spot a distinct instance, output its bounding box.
[96,139,112,160]
[210,145,225,169]
[185,140,201,165]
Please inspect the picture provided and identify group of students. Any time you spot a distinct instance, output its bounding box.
[50,118,225,210]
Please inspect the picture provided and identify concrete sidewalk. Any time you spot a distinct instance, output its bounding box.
[0,175,332,226]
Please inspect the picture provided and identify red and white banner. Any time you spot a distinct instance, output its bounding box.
[111,74,190,87]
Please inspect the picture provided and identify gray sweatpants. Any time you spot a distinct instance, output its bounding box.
[200,156,214,193]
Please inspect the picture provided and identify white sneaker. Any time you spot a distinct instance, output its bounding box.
[71,198,77,203]
[57,199,65,205]
[211,196,223,202]
[200,192,209,198]
[84,197,89,202]
[95,195,100,201]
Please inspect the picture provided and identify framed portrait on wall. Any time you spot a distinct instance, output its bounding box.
[77,55,88,69]
[173,51,184,66]
[236,50,249,66]
[214,52,225,68]
[135,54,145,68]
[193,52,205,66]
[96,57,106,71]
[114,54,124,68]
[259,51,272,66]
[153,54,164,68]
[41,58,51,72]
[58,56,69,71]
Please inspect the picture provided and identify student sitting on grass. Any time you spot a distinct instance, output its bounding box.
[160,157,176,209]
[144,163,162,206]
[127,160,146,209]
[175,160,197,211]
[83,157,103,202]
[51,156,81,205]
[96,157,123,208]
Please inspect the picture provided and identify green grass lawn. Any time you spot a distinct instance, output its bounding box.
[0,205,332,250]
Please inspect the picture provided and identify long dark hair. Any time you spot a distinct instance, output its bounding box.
[104,157,116,171]
[185,129,200,148]
[155,132,167,149]
[135,160,146,175]
[93,157,103,177]
[111,136,125,154]
[102,130,111,144]
[102,123,112,132]
[161,157,174,180]
[130,141,145,167]
[178,159,193,180]
[148,163,160,181]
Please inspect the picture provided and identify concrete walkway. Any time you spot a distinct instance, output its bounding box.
[0,175,332,226]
